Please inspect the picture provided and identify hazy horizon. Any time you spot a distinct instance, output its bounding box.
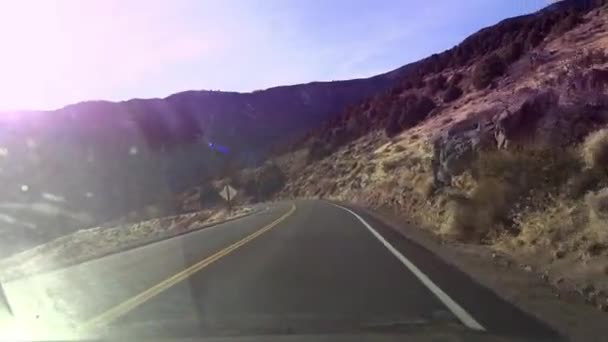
[0,0,550,112]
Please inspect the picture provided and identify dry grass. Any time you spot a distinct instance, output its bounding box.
[586,188,608,245]
[415,175,436,199]
[393,144,405,152]
[491,133,608,264]
[511,187,608,258]
[474,147,580,190]
[368,141,582,244]
[586,187,608,221]
[298,132,603,249]
[442,177,509,242]
[566,168,604,198]
[582,128,608,172]
[502,172,608,267]
[438,144,585,244]
[513,200,584,247]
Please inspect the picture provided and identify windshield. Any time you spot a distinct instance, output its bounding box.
[1,1,607,341]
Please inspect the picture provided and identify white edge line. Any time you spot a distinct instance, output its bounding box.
[330,202,486,331]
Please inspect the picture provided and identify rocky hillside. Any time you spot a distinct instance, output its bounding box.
[0,65,405,257]
[285,0,604,153]
[269,0,608,312]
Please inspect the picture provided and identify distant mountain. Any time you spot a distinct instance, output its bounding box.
[2,75,398,155]
[0,72,402,256]
[3,0,600,258]
[294,0,608,152]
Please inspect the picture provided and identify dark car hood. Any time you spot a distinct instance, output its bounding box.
[89,314,559,342]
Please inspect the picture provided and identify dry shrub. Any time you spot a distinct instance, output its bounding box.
[382,159,402,172]
[472,53,506,89]
[427,75,447,94]
[254,163,286,199]
[443,146,581,242]
[582,128,608,172]
[382,152,423,173]
[585,188,608,240]
[449,172,477,200]
[441,117,454,125]
[473,147,579,194]
[573,48,608,69]
[565,168,604,198]
[307,138,332,162]
[413,175,436,200]
[512,188,607,254]
[586,188,608,221]
[443,177,509,242]
[385,95,437,137]
[365,163,376,174]
[443,85,463,103]
[472,178,509,214]
[514,200,585,249]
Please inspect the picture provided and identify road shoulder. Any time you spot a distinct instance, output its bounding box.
[0,206,260,282]
[337,201,608,342]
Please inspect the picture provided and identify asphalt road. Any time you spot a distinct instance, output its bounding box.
[1,200,559,341]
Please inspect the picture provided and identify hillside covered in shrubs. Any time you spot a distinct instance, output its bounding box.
[0,52,403,258]
[268,0,608,312]
[284,0,606,157]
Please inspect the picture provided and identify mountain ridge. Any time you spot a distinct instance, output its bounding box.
[1,0,603,258]
[1,65,403,116]
[0,49,405,258]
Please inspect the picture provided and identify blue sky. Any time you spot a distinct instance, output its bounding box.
[0,0,549,111]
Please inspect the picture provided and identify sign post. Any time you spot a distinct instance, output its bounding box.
[219,184,238,214]
[226,185,232,214]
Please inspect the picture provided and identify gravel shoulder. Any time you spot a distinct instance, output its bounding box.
[0,206,253,281]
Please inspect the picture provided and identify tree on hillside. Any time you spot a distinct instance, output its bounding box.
[473,53,506,89]
[174,110,204,144]
[255,163,286,199]
[554,11,581,34]
[385,95,436,137]
[427,75,447,94]
[443,85,463,103]
[307,138,332,162]
[131,110,173,150]
[448,73,464,86]
[500,42,524,64]
[385,111,403,138]
[401,96,436,128]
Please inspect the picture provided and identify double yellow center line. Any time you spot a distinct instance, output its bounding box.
[80,203,296,331]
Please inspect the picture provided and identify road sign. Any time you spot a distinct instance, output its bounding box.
[219,184,237,214]
[219,185,237,201]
